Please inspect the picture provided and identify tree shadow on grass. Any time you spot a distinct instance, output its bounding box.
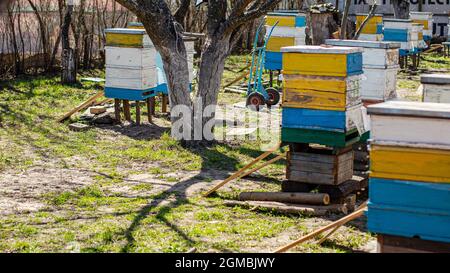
[117,141,285,253]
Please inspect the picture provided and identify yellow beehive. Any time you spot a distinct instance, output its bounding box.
[356,14,383,34]
[370,144,450,184]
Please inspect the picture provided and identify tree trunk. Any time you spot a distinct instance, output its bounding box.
[307,12,337,45]
[195,35,231,141]
[392,0,410,19]
[61,5,76,84]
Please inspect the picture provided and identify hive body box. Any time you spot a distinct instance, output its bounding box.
[356,14,383,41]
[280,45,365,148]
[410,12,433,41]
[264,12,306,70]
[383,19,418,55]
[104,28,158,100]
[367,101,450,244]
[421,74,450,103]
[325,39,400,101]
[282,74,362,111]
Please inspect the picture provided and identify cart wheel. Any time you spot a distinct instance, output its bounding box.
[246,92,265,111]
[266,87,280,106]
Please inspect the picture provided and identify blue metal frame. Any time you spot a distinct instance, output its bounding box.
[247,21,279,100]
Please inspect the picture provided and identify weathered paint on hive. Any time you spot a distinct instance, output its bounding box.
[282,87,360,111]
[361,67,398,101]
[370,144,450,184]
[283,74,360,93]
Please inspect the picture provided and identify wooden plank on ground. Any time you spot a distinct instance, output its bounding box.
[223,200,348,216]
[58,91,105,122]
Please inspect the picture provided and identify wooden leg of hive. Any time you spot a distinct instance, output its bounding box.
[114,99,121,123]
[135,101,141,125]
[146,98,152,123]
[161,95,168,113]
[123,100,131,122]
[150,97,156,115]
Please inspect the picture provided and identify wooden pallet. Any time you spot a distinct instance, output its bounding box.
[286,146,354,185]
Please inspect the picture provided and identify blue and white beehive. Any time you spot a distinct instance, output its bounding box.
[367,101,450,244]
[104,28,158,100]
[383,18,419,56]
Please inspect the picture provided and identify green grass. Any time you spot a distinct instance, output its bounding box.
[0,58,374,253]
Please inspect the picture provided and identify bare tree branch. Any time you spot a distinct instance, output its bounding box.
[224,0,282,35]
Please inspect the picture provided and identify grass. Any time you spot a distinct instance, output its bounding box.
[0,55,376,253]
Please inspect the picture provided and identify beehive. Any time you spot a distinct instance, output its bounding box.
[383,19,418,55]
[280,45,365,148]
[421,74,450,103]
[356,13,383,41]
[264,12,306,70]
[410,12,433,41]
[104,28,158,100]
[325,39,400,101]
[367,101,450,243]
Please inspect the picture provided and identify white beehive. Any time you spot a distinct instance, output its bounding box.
[325,39,400,101]
[105,28,158,91]
[421,74,450,103]
[410,12,433,41]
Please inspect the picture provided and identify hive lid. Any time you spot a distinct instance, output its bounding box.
[420,74,450,85]
[105,28,146,35]
[325,39,401,49]
[280,45,363,54]
[267,12,303,17]
[383,18,413,23]
[355,13,383,17]
[127,22,144,27]
[367,101,450,119]
[410,11,433,16]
